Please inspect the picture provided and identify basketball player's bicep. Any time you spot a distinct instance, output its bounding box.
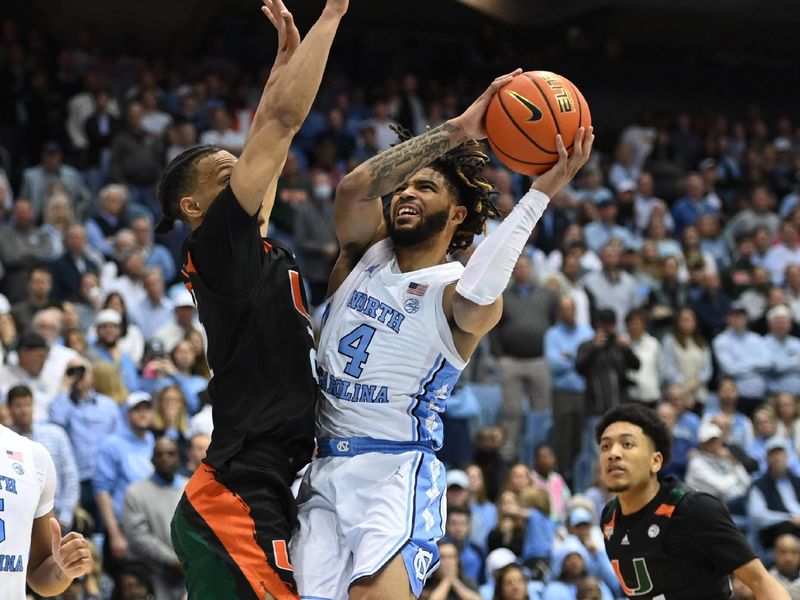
[447,284,503,348]
[333,173,385,249]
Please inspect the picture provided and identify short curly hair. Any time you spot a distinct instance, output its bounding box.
[595,403,672,466]
[392,126,501,252]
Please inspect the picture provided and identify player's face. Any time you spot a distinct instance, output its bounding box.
[598,421,662,494]
[192,150,238,219]
[387,168,465,248]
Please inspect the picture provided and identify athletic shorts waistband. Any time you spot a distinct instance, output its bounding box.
[317,437,435,458]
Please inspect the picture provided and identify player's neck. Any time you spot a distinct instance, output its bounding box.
[394,243,448,273]
[617,478,661,516]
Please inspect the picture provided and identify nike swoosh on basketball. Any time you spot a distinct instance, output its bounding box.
[506,90,543,122]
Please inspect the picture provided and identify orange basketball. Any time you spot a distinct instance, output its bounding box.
[485,71,591,176]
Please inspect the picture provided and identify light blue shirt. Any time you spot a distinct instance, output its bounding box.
[584,221,640,253]
[544,322,595,393]
[748,478,800,530]
[712,329,772,397]
[49,391,123,480]
[93,425,155,519]
[144,244,176,283]
[91,343,141,393]
[130,296,174,341]
[765,333,800,395]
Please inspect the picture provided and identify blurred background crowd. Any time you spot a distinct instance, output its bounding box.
[2,0,800,599]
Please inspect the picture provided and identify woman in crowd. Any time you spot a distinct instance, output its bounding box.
[150,384,190,461]
[493,564,535,600]
[101,292,145,365]
[489,490,528,556]
[773,392,800,453]
[467,464,498,552]
[661,306,712,410]
[92,361,129,405]
[426,541,483,600]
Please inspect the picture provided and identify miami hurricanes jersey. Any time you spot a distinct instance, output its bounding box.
[0,425,56,600]
[316,239,467,448]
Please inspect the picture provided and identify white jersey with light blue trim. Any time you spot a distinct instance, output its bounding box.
[0,425,56,600]
[316,238,466,448]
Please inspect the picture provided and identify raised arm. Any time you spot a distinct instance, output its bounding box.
[333,70,523,258]
[449,128,594,356]
[230,0,348,217]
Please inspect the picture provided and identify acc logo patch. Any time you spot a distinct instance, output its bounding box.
[647,524,660,538]
[12,463,24,476]
[404,298,420,314]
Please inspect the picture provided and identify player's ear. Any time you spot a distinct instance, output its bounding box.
[651,451,664,474]
[451,204,468,226]
[180,195,204,220]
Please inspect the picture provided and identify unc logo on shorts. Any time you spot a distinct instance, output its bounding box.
[413,548,433,581]
[404,298,420,314]
[336,440,350,453]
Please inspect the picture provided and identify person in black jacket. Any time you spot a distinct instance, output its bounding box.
[576,308,640,417]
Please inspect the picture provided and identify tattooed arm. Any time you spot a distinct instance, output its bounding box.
[329,70,522,293]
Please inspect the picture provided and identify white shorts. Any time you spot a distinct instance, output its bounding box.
[290,450,446,600]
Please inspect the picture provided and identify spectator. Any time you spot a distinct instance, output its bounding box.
[488,489,527,557]
[11,266,53,332]
[130,214,176,283]
[91,360,128,404]
[49,356,122,527]
[199,106,245,155]
[775,393,800,455]
[84,89,121,191]
[661,307,712,408]
[748,405,791,473]
[0,293,17,362]
[563,507,619,596]
[30,307,80,404]
[149,384,190,459]
[20,141,91,218]
[50,223,101,301]
[576,169,613,206]
[770,534,800,599]
[787,265,800,323]
[490,255,558,461]
[293,170,338,307]
[545,295,594,482]
[531,445,571,524]
[86,184,130,259]
[693,269,732,341]
[647,255,687,334]
[426,540,483,600]
[660,385,700,478]
[739,265,772,323]
[94,391,156,566]
[518,487,554,576]
[182,432,210,477]
[153,288,205,352]
[102,291,145,365]
[440,382,480,468]
[122,437,187,600]
[109,101,164,215]
[576,308,640,416]
[88,309,139,392]
[7,384,79,529]
[445,506,485,584]
[105,249,148,310]
[165,120,198,163]
[583,199,638,254]
[749,437,800,549]
[575,577,604,600]
[543,537,613,600]
[671,172,719,234]
[634,171,672,234]
[766,220,800,285]
[697,213,728,269]
[722,230,758,299]
[492,564,534,600]
[625,308,661,407]
[686,421,751,502]
[0,332,54,420]
[552,252,592,327]
[765,305,800,395]
[723,185,780,252]
[129,267,174,341]
[713,301,773,416]
[582,244,639,329]
[38,189,77,260]
[139,89,172,138]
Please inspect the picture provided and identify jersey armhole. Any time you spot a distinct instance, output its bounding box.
[433,277,468,370]
[328,238,394,306]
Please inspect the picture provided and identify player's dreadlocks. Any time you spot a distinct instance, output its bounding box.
[392,125,501,252]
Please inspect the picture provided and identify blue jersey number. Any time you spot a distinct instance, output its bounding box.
[0,498,5,544]
[338,324,376,378]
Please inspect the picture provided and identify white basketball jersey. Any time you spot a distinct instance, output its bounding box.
[0,425,56,600]
[317,239,467,447]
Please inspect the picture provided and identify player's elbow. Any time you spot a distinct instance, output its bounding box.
[336,168,372,203]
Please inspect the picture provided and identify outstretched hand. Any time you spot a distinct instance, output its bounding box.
[532,126,595,198]
[452,69,523,140]
[261,0,300,71]
[49,518,92,581]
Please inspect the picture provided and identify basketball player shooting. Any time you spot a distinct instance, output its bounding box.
[290,70,593,599]
[597,404,788,599]
[156,1,349,598]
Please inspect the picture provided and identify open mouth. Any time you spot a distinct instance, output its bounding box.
[395,203,420,220]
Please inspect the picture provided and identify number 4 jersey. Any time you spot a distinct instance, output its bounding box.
[0,425,56,600]
[316,239,466,447]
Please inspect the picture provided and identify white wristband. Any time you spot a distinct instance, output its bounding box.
[455,189,550,305]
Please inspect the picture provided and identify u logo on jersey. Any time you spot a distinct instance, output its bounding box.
[611,558,654,596]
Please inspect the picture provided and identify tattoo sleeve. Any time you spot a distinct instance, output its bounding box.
[361,121,465,199]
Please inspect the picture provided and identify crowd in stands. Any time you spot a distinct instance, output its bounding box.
[3,14,800,600]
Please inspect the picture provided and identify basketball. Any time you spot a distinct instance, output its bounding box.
[485,71,591,176]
